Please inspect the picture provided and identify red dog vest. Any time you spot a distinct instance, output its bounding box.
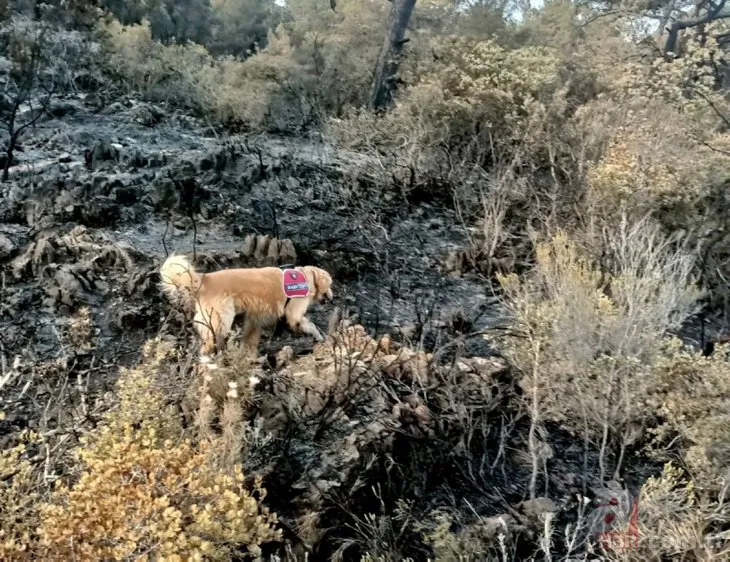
[282,268,310,298]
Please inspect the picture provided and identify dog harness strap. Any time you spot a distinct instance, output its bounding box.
[311,270,319,296]
[281,263,293,311]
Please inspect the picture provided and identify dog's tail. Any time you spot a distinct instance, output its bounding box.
[159,254,202,301]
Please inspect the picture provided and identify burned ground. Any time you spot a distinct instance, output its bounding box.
[0,94,553,560]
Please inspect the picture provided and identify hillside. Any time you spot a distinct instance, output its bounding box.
[2,1,730,560]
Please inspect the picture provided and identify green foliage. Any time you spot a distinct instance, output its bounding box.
[0,431,41,560]
[208,0,281,56]
[100,0,281,56]
[328,35,562,169]
[101,0,390,131]
[648,342,730,491]
[278,0,387,117]
[516,0,582,51]
[631,462,730,559]
[101,0,213,45]
[101,18,286,129]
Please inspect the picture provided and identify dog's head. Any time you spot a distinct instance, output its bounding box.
[305,266,334,303]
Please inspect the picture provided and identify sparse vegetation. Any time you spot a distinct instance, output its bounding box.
[0,10,88,181]
[3,0,730,559]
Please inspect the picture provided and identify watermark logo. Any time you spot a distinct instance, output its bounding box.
[589,489,639,552]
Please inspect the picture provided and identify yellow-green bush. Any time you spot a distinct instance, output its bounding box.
[648,342,730,492]
[496,227,730,555]
[421,510,513,561]
[0,431,41,561]
[208,0,281,57]
[102,0,388,132]
[39,438,279,560]
[577,28,730,217]
[583,104,729,220]
[19,339,282,561]
[102,19,209,102]
[253,0,386,129]
[626,461,730,560]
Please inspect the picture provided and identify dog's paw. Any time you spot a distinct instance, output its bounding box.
[314,331,325,343]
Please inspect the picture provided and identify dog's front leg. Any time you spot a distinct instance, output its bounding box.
[298,316,325,342]
[285,302,324,342]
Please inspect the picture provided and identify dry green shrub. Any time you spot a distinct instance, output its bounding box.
[207,0,281,57]
[102,0,387,132]
[103,0,281,55]
[496,221,701,485]
[648,342,730,491]
[101,0,212,45]
[584,105,729,220]
[589,343,730,559]
[326,30,598,262]
[260,0,386,130]
[563,25,730,334]
[197,34,294,129]
[495,220,730,555]
[571,29,730,319]
[102,18,207,102]
[284,0,385,83]
[578,28,730,218]
[35,338,281,561]
[516,0,582,52]
[420,510,515,561]
[240,26,326,132]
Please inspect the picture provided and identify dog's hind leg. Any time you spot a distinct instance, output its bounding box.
[241,316,263,357]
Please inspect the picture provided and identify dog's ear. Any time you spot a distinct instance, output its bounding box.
[315,268,334,300]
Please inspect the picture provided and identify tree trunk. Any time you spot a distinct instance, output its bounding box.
[2,139,14,182]
[655,0,676,41]
[368,0,416,111]
[2,155,11,182]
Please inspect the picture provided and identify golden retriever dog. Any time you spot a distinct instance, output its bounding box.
[159,254,333,356]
